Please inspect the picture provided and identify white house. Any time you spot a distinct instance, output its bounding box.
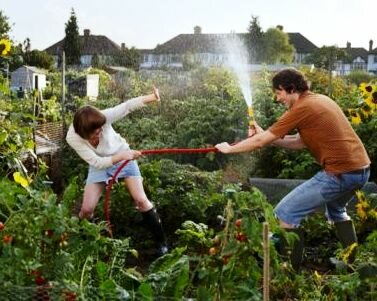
[139,28,318,69]
[10,65,47,94]
[367,40,377,74]
[45,29,122,67]
[333,40,377,75]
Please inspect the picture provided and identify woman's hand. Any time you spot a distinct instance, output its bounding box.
[143,86,160,104]
[152,86,160,102]
[123,150,142,160]
[112,150,142,164]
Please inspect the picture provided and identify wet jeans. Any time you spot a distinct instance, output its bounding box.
[274,168,370,227]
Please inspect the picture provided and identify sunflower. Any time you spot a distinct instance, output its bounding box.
[347,109,362,125]
[0,39,11,56]
[359,82,375,98]
[364,91,377,111]
[359,102,373,119]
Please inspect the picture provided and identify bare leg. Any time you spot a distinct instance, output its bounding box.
[79,183,105,219]
[124,177,167,254]
[123,177,153,212]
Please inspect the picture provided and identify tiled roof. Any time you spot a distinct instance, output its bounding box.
[153,33,234,54]
[286,33,318,53]
[45,35,120,56]
[370,48,377,55]
[341,47,368,61]
[147,32,317,54]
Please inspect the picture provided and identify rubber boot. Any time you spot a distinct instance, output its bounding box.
[334,220,358,263]
[279,228,304,272]
[142,207,168,256]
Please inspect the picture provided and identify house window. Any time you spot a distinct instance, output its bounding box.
[353,62,366,70]
[374,55,377,63]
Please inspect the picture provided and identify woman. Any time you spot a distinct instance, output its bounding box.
[66,87,168,256]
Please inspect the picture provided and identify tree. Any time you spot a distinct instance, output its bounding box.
[23,38,31,53]
[247,16,264,63]
[113,46,140,71]
[23,50,54,70]
[260,27,294,64]
[0,10,11,38]
[304,46,349,96]
[304,46,349,71]
[64,8,81,65]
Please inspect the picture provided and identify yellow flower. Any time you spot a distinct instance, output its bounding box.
[313,270,322,285]
[356,202,368,220]
[355,190,366,201]
[341,242,358,263]
[364,91,377,111]
[360,102,373,119]
[13,171,31,188]
[0,39,11,56]
[368,209,377,220]
[355,190,369,219]
[348,109,362,125]
[359,82,377,98]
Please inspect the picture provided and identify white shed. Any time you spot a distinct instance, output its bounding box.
[68,74,99,101]
[10,65,47,95]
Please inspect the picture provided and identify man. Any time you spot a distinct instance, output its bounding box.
[215,68,370,270]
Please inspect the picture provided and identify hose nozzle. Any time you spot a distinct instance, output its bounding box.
[247,106,255,129]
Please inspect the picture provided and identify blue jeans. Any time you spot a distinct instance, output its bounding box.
[274,168,370,227]
[86,160,141,185]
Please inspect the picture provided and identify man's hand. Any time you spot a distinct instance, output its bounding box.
[248,121,264,137]
[215,142,232,154]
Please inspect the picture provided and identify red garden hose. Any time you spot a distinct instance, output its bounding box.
[104,147,219,236]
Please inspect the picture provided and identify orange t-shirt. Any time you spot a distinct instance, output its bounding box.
[268,92,370,174]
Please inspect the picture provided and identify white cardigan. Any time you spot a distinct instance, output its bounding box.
[66,96,145,169]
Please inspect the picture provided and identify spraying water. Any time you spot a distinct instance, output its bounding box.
[222,34,253,108]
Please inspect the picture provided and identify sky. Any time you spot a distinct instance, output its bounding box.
[2,0,377,51]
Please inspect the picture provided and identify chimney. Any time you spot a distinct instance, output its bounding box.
[84,29,90,37]
[121,43,126,50]
[369,39,373,51]
[346,41,351,49]
[194,26,202,34]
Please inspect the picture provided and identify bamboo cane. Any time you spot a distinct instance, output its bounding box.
[263,222,270,301]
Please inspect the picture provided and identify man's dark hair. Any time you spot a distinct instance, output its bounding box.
[272,68,309,93]
[73,105,106,139]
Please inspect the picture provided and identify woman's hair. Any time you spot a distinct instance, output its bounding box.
[73,105,106,139]
[272,68,309,93]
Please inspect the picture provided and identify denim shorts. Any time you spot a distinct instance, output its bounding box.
[274,168,370,227]
[86,160,141,185]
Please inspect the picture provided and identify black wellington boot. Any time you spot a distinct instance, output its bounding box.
[142,207,168,256]
[279,228,304,272]
[334,220,358,264]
